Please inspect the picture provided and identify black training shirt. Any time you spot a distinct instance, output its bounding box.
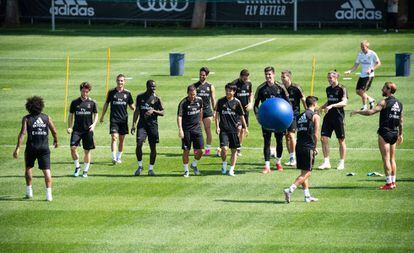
[105,88,134,123]
[177,96,203,131]
[70,97,98,132]
[216,97,245,133]
[135,92,164,128]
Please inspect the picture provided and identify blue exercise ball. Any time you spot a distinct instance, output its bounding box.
[258,98,293,132]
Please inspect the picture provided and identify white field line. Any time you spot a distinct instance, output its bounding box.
[206,38,275,61]
[1,144,413,151]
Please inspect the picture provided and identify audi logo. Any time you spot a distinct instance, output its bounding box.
[137,0,189,12]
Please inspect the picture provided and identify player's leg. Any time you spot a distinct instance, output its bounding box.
[148,142,157,176]
[111,133,119,163]
[191,131,203,176]
[42,169,52,201]
[70,131,82,176]
[81,132,95,177]
[390,142,397,188]
[335,118,346,170]
[203,116,213,155]
[319,117,332,169]
[134,128,147,176]
[25,167,33,199]
[378,135,393,189]
[228,132,240,176]
[117,134,125,163]
[182,131,191,177]
[262,129,272,173]
[229,148,238,176]
[219,131,228,174]
[82,150,91,177]
[275,132,284,171]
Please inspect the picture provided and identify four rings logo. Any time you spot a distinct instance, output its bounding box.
[335,0,382,20]
[136,0,189,12]
[50,0,95,17]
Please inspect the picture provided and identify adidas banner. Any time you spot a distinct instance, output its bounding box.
[19,0,385,23]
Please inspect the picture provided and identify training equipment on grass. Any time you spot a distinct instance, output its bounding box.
[258,98,293,132]
[63,51,70,122]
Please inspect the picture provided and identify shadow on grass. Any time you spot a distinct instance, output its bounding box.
[358,178,414,183]
[0,195,44,202]
[215,199,286,205]
[312,186,376,190]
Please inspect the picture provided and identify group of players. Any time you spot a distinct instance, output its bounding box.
[13,40,404,202]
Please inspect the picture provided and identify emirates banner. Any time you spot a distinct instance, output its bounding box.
[19,0,385,23]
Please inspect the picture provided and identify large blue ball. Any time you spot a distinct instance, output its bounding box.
[258,98,293,132]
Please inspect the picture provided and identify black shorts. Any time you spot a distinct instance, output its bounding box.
[287,114,298,133]
[182,130,204,150]
[296,148,315,171]
[137,127,159,145]
[70,131,95,150]
[356,77,374,91]
[378,128,398,145]
[25,147,50,170]
[321,115,345,139]
[110,121,129,135]
[219,131,240,149]
[203,109,214,119]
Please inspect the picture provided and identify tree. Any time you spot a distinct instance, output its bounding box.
[5,0,19,26]
[191,0,206,29]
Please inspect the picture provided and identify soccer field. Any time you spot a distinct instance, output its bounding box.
[0,25,413,252]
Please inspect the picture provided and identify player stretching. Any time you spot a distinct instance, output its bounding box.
[131,80,164,176]
[351,82,403,190]
[193,67,216,155]
[13,96,58,201]
[67,82,98,177]
[100,74,135,164]
[177,85,204,177]
[284,96,320,203]
[215,83,248,176]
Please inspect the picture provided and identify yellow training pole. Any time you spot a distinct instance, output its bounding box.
[105,48,111,96]
[310,56,316,96]
[63,52,70,122]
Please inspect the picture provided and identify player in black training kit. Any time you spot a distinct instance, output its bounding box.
[100,74,135,164]
[13,96,58,201]
[284,96,320,203]
[233,69,253,156]
[254,66,290,174]
[318,71,348,171]
[177,85,204,177]
[67,82,98,178]
[351,82,403,190]
[281,70,307,167]
[215,83,248,176]
[131,80,165,177]
[193,67,216,156]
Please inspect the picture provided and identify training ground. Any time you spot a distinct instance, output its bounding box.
[0,25,413,252]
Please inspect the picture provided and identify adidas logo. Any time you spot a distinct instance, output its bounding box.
[391,102,400,112]
[335,0,382,20]
[297,113,307,124]
[50,0,95,17]
[33,117,46,128]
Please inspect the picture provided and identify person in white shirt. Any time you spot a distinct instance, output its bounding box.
[345,40,381,111]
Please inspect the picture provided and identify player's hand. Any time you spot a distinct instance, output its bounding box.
[344,70,351,75]
[245,128,249,136]
[131,127,136,135]
[145,109,154,116]
[350,110,358,117]
[179,129,184,139]
[89,124,96,132]
[397,135,403,145]
[99,117,104,123]
[313,148,318,156]
[325,105,333,113]
[216,128,220,135]
[53,141,58,148]
[67,128,72,134]
[13,148,19,159]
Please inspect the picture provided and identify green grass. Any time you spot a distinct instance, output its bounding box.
[0,24,413,252]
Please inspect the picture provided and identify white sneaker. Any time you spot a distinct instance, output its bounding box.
[318,162,331,170]
[183,171,189,178]
[228,170,235,176]
[112,159,117,165]
[337,162,345,170]
[46,194,53,202]
[73,167,80,177]
[221,167,227,175]
[82,171,88,178]
[305,196,318,203]
[25,191,33,199]
[284,158,296,166]
[284,189,291,203]
[116,159,122,164]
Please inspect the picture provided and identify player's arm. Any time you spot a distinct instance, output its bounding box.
[90,112,98,132]
[240,114,248,135]
[398,111,404,144]
[13,117,27,159]
[350,99,385,116]
[100,102,109,123]
[48,116,58,148]
[299,86,307,110]
[253,87,261,116]
[345,62,359,75]
[67,113,74,134]
[131,99,140,135]
[327,88,348,111]
[177,101,184,139]
[312,114,321,154]
[215,103,220,135]
[211,85,216,111]
[150,98,165,117]
[247,84,254,111]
